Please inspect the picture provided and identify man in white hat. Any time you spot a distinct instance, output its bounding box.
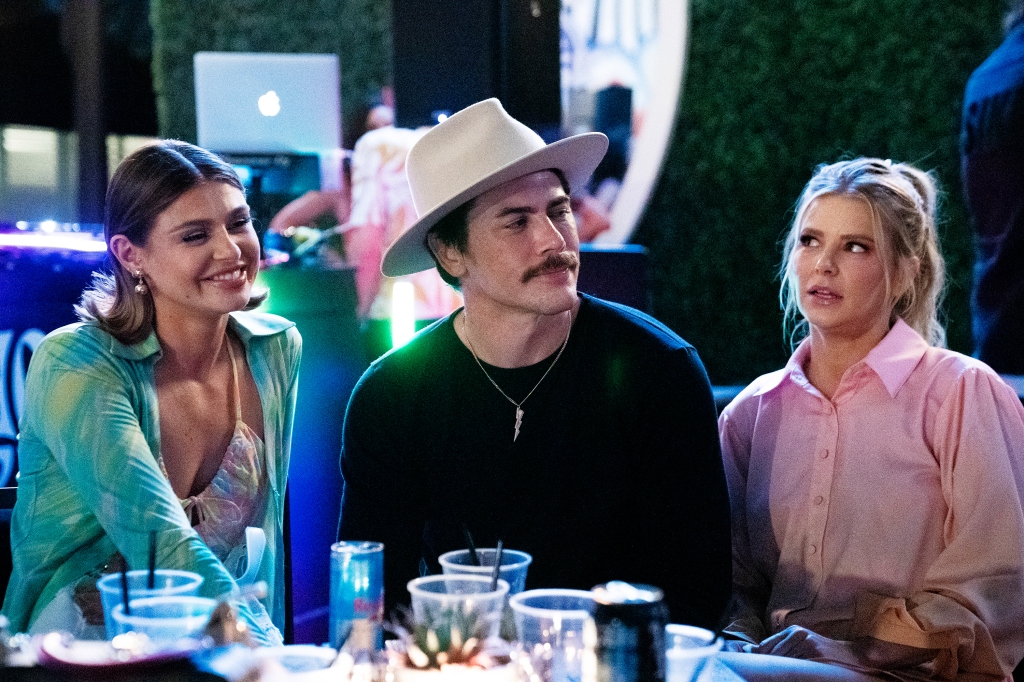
[338,99,730,626]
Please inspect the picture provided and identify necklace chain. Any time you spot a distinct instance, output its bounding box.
[462,311,572,442]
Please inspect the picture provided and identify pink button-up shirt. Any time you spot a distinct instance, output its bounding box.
[719,319,1024,681]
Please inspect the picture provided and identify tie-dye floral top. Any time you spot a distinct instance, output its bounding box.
[1,312,301,638]
[160,340,268,576]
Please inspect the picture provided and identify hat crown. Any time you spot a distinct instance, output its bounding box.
[406,99,547,217]
[382,98,607,277]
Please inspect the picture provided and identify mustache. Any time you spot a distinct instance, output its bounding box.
[522,251,580,283]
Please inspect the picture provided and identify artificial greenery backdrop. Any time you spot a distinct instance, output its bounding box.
[634,0,1006,383]
[150,0,1006,385]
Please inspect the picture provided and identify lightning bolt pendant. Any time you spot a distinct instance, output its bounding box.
[514,407,524,441]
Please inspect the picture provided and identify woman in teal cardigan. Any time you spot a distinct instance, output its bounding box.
[1,142,301,644]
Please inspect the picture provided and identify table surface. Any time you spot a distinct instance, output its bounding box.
[4,651,746,681]
[700,657,746,682]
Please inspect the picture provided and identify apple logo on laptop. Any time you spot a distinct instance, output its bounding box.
[258,91,281,117]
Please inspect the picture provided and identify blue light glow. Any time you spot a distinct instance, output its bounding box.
[0,233,107,252]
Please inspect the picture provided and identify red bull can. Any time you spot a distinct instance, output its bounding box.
[330,541,384,649]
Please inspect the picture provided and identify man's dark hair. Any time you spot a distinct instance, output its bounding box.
[424,169,571,290]
[426,200,474,289]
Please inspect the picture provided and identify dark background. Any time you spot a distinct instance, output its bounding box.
[0,0,156,135]
[0,0,1007,385]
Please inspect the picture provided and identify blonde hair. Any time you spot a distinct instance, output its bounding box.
[77,141,265,345]
[779,158,946,347]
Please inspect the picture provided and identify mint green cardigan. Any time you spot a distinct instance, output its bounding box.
[1,311,301,638]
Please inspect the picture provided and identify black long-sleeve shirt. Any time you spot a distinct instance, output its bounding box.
[338,294,731,628]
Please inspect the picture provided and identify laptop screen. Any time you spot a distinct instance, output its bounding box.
[194,52,341,153]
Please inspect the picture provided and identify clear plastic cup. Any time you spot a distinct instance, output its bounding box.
[406,575,509,639]
[509,589,595,682]
[438,549,533,595]
[665,624,723,682]
[110,595,217,641]
[96,569,204,639]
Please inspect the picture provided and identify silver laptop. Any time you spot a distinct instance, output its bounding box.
[194,52,341,153]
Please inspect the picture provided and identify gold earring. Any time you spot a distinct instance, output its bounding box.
[134,269,148,295]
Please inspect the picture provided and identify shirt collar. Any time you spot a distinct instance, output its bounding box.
[751,319,928,399]
[861,318,929,398]
[108,311,294,360]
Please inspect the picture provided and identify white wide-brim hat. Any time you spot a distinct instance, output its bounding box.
[381,98,609,277]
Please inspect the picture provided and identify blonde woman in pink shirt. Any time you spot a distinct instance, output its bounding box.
[718,158,1024,682]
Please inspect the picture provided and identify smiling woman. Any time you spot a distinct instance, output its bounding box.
[0,142,301,644]
[109,182,260,333]
[78,143,267,345]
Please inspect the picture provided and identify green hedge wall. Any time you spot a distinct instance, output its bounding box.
[150,0,391,146]
[150,0,1006,385]
[633,0,1006,384]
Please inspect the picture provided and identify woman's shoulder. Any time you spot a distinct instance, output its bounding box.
[916,345,1016,400]
[722,367,793,415]
[717,368,796,460]
[34,320,138,363]
[915,346,1002,385]
[22,321,153,401]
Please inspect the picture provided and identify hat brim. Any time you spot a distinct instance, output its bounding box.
[381,131,609,277]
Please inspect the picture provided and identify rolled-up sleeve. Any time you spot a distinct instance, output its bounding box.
[852,368,1024,679]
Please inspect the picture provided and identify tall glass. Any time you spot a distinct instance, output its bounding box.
[330,541,384,649]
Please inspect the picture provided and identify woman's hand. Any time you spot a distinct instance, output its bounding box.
[751,625,938,669]
[721,639,755,653]
[750,626,861,666]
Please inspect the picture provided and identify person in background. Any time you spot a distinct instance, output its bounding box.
[961,0,1024,379]
[337,98,731,627]
[718,158,1024,681]
[342,123,462,339]
[1,141,302,643]
[269,106,463,361]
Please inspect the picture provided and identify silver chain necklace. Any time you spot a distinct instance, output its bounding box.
[462,311,572,442]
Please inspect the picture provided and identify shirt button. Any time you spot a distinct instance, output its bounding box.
[809,544,818,554]
[814,495,825,505]
[820,449,830,459]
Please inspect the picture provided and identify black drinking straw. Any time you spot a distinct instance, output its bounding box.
[147,530,157,589]
[120,556,131,616]
[462,523,481,566]
[489,540,503,591]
